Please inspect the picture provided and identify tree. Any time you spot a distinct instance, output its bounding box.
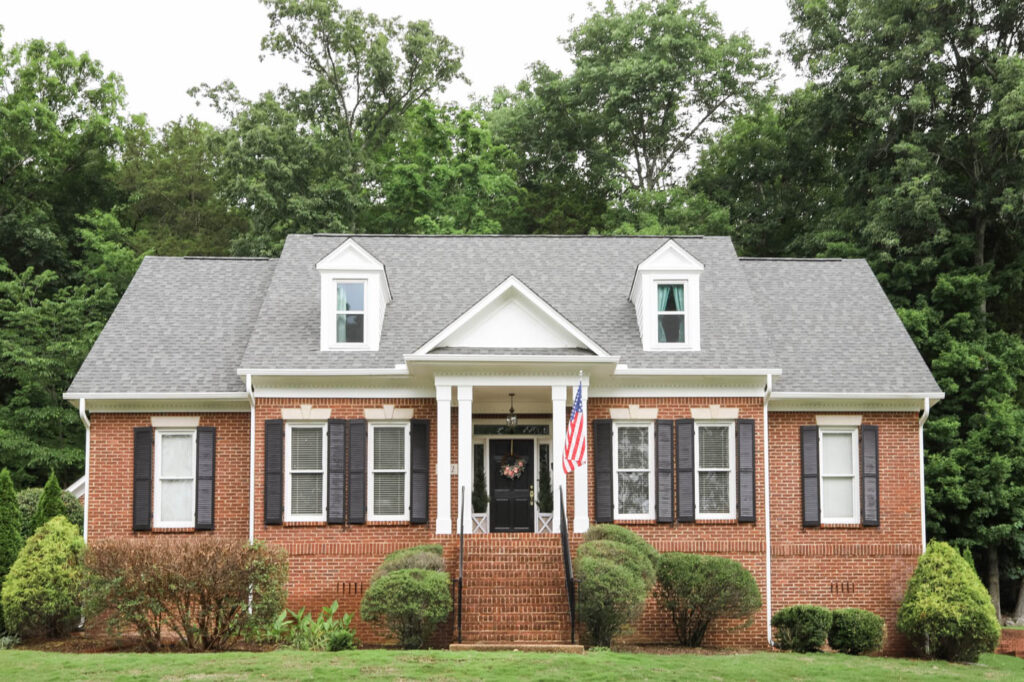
[30,470,64,533]
[0,469,22,581]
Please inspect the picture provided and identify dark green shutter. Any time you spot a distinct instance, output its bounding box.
[327,420,347,524]
[736,419,755,523]
[133,427,153,531]
[593,420,613,523]
[801,425,820,527]
[348,420,367,524]
[676,419,695,523]
[264,420,284,525]
[410,419,430,524]
[861,425,879,526]
[195,426,216,530]
[655,420,674,522]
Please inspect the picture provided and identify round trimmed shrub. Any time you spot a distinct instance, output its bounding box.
[576,555,646,646]
[372,544,445,580]
[17,488,83,538]
[897,540,1000,662]
[361,568,452,649]
[655,553,761,646]
[828,608,884,655]
[578,539,655,588]
[583,524,658,567]
[2,516,84,638]
[772,605,832,653]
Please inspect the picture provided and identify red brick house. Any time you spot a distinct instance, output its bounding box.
[64,235,941,652]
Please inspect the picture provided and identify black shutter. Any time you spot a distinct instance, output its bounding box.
[264,420,284,525]
[348,420,367,524]
[861,424,880,527]
[593,420,613,523]
[655,420,674,522]
[801,425,820,527]
[736,419,756,523]
[410,419,430,524]
[132,427,153,531]
[195,427,216,530]
[676,419,695,523]
[327,420,347,524]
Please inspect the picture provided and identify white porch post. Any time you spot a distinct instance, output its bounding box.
[457,385,474,534]
[435,385,452,535]
[551,384,567,532]
[573,382,589,533]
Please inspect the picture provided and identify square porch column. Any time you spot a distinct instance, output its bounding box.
[435,385,452,535]
[573,383,589,533]
[551,384,567,532]
[457,385,474,533]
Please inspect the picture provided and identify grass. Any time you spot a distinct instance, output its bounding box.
[0,648,1022,681]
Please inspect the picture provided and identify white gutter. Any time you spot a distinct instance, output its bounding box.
[919,398,932,553]
[237,368,410,377]
[63,391,249,401]
[246,374,256,545]
[614,366,782,376]
[770,391,944,401]
[763,374,774,648]
[77,399,91,544]
[407,355,620,364]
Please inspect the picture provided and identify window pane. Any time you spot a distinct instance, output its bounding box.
[822,477,855,519]
[658,314,686,343]
[160,434,193,477]
[617,427,649,469]
[618,472,649,515]
[699,471,730,514]
[291,473,323,515]
[374,472,405,516]
[374,427,405,470]
[698,426,730,469]
[161,480,193,523]
[336,313,364,343]
[821,433,854,475]
[657,284,685,312]
[337,282,364,312]
[291,428,322,471]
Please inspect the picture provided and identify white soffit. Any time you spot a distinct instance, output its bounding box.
[315,238,391,300]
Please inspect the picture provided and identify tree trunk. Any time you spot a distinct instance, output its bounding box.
[988,546,1001,620]
[1013,576,1024,622]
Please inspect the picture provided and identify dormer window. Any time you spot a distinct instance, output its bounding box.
[657,283,686,344]
[630,241,703,351]
[317,239,390,351]
[336,281,365,344]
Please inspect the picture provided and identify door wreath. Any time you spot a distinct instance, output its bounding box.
[499,454,526,479]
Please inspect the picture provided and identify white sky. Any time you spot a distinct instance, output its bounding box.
[1,0,801,127]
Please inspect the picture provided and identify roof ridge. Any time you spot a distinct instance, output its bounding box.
[305,233,711,239]
[739,257,848,262]
[181,256,275,261]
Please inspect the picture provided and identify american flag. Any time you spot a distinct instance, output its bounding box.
[562,379,587,474]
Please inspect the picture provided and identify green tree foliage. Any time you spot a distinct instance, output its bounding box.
[0,470,22,583]
[30,471,64,533]
[16,487,82,538]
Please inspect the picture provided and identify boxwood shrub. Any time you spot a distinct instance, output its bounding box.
[372,544,445,580]
[576,555,646,646]
[583,524,658,567]
[828,608,885,655]
[360,569,452,648]
[578,540,655,588]
[772,605,832,653]
[16,488,83,538]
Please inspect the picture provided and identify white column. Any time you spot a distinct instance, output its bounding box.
[573,382,589,533]
[435,385,452,535]
[551,384,567,532]
[457,385,474,534]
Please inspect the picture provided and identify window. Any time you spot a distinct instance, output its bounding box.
[368,424,410,521]
[657,283,686,344]
[695,422,735,519]
[336,281,365,344]
[154,429,196,528]
[285,423,327,522]
[819,428,859,523]
[613,423,654,520]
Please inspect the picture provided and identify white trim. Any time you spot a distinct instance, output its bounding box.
[613,367,783,376]
[255,386,434,399]
[153,429,197,529]
[815,415,863,426]
[818,427,860,525]
[247,374,255,545]
[919,398,931,552]
[151,416,201,428]
[325,278,370,350]
[65,475,87,500]
[240,368,410,377]
[762,374,773,647]
[435,385,453,534]
[772,391,944,400]
[647,279,699,351]
[284,422,328,523]
[78,399,90,544]
[315,238,393,301]
[611,421,656,521]
[64,391,248,400]
[367,422,412,522]
[694,421,736,521]
[407,354,617,365]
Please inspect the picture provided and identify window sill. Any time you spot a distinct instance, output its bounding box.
[282,521,328,527]
[150,527,196,534]
[695,518,739,525]
[367,520,411,526]
[818,522,867,529]
[613,518,656,525]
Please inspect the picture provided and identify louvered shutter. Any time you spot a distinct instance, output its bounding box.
[861,424,880,526]
[593,420,613,523]
[348,420,367,524]
[676,419,695,523]
[410,419,430,524]
[655,420,674,522]
[264,420,284,525]
[327,420,346,524]
[195,427,216,530]
[736,419,755,523]
[801,425,820,527]
[133,427,153,531]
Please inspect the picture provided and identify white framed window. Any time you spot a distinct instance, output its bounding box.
[368,423,411,521]
[335,280,365,345]
[154,429,196,529]
[695,422,735,520]
[819,427,860,524]
[656,282,687,344]
[285,422,327,522]
[612,422,654,520]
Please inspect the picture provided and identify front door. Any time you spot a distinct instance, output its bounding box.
[489,439,534,533]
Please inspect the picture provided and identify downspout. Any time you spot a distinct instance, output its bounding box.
[247,374,255,545]
[763,374,774,648]
[78,399,91,544]
[919,398,931,553]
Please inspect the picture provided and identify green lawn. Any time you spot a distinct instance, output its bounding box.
[0,649,1022,681]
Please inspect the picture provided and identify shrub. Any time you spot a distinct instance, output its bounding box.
[361,569,452,648]
[772,605,832,653]
[655,553,761,646]
[372,544,445,580]
[29,472,64,534]
[284,601,357,651]
[536,451,552,514]
[578,540,655,588]
[897,540,1000,662]
[17,488,82,538]
[84,536,288,651]
[0,470,22,633]
[828,608,885,655]
[2,516,84,638]
[583,524,658,567]
[471,455,489,514]
[576,555,646,646]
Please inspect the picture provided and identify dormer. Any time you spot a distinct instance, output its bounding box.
[317,239,391,351]
[629,240,703,351]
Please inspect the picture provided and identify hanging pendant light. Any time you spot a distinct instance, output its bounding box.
[506,392,518,430]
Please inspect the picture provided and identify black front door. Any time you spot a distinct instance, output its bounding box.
[489,439,534,533]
